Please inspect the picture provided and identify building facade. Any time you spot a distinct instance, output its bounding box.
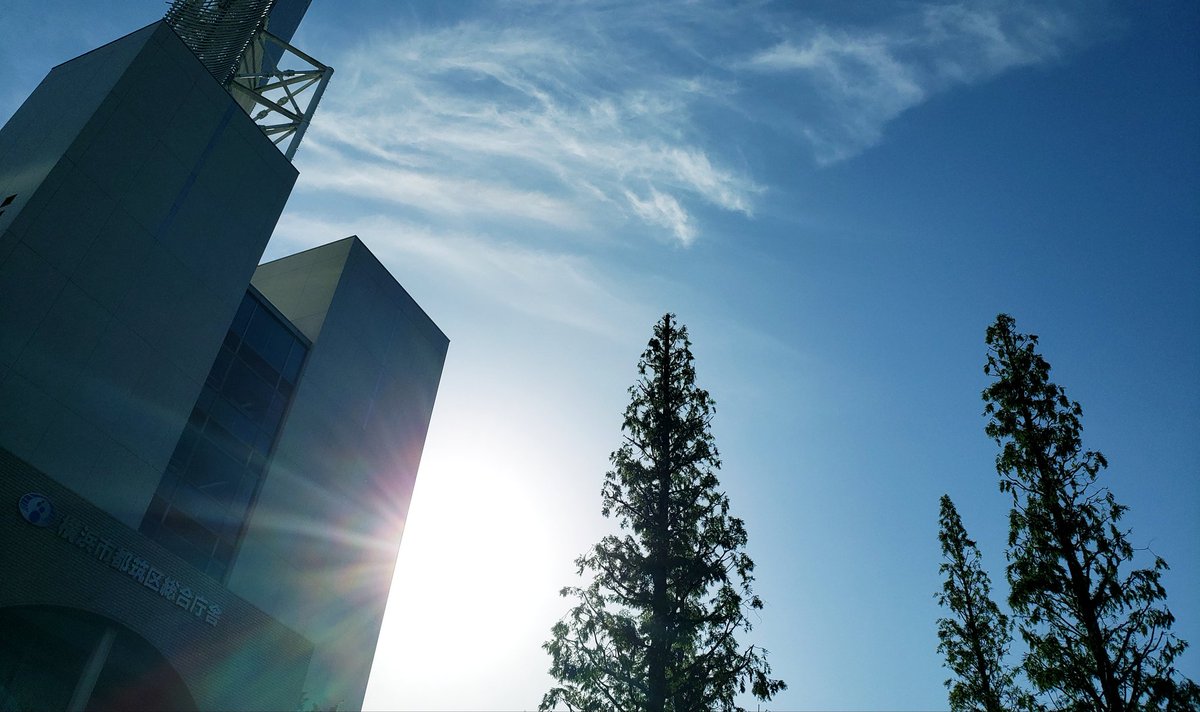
[0,4,447,710]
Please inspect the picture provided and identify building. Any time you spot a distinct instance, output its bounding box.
[0,2,447,710]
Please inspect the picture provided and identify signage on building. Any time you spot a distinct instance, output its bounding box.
[18,492,55,527]
[15,493,224,627]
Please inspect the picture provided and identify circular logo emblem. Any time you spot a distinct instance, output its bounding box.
[18,492,55,527]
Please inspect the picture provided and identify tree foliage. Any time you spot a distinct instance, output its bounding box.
[936,494,1027,712]
[982,313,1198,711]
[541,314,784,712]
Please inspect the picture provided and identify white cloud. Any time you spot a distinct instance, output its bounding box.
[299,141,584,230]
[738,1,1091,163]
[269,212,645,340]
[295,13,762,247]
[290,0,1100,246]
[625,188,695,246]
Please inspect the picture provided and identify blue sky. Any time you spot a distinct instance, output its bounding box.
[3,1,1197,709]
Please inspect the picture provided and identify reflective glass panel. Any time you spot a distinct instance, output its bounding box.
[140,289,307,581]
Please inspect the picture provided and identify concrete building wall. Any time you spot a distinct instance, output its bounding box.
[0,22,297,529]
[1,16,448,710]
[0,448,313,711]
[233,237,449,710]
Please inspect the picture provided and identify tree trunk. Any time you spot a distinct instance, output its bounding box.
[960,584,999,712]
[646,315,674,712]
[1019,403,1123,712]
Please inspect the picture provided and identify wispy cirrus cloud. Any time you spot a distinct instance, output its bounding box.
[737,1,1100,164]
[299,141,585,230]
[269,212,645,340]
[300,13,761,247]
[291,0,1104,252]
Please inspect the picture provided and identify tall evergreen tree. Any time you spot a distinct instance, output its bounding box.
[540,314,784,712]
[982,314,1198,711]
[936,494,1026,712]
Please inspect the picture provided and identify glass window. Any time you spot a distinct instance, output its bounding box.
[229,291,255,337]
[204,419,252,468]
[223,357,276,423]
[243,307,294,375]
[282,341,305,384]
[206,345,235,389]
[161,504,217,558]
[166,423,199,476]
[208,395,259,450]
[140,289,307,581]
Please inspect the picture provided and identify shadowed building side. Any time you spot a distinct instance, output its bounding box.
[236,237,449,709]
[0,5,446,710]
[0,21,297,533]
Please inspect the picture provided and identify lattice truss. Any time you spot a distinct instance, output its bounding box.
[165,0,332,161]
[229,30,333,160]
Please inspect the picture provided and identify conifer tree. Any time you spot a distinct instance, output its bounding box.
[540,314,784,712]
[983,314,1198,711]
[936,494,1026,712]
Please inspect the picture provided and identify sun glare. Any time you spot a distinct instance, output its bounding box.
[363,398,586,710]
